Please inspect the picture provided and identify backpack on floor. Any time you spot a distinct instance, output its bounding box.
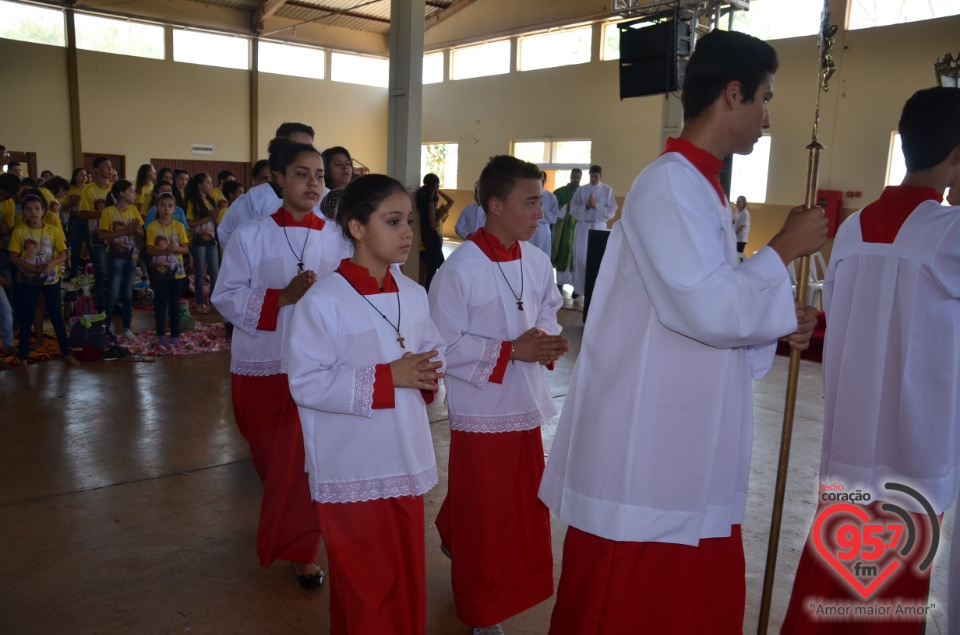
[68,315,118,351]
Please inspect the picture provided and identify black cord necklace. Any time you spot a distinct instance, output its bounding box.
[280,212,311,273]
[481,231,524,311]
[339,271,405,349]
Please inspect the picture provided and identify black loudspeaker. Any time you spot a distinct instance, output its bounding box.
[619,12,692,99]
[582,229,611,323]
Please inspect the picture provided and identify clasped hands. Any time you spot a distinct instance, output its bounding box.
[511,327,569,366]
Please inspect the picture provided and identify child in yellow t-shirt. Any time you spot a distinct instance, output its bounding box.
[7,193,78,369]
[145,192,189,349]
[98,180,144,339]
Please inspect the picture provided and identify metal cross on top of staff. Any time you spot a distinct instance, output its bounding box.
[755,1,838,633]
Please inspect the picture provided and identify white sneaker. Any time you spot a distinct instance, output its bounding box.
[121,329,136,340]
[472,626,504,635]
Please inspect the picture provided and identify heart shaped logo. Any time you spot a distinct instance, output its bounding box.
[812,503,901,599]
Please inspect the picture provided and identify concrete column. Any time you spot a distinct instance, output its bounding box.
[387,0,425,280]
[64,9,83,167]
[251,38,260,163]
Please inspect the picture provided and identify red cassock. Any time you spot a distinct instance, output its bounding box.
[548,526,746,635]
[436,428,554,628]
[317,496,426,635]
[231,373,321,566]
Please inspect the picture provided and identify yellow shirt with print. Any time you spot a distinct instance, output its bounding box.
[135,185,154,218]
[146,220,189,280]
[80,182,111,244]
[8,223,68,285]
[185,199,217,247]
[1,198,14,234]
[100,205,142,259]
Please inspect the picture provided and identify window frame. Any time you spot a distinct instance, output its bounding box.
[450,39,511,81]
[330,51,389,88]
[517,26,593,72]
[173,28,250,70]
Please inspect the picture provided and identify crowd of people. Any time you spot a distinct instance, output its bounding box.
[4,26,960,635]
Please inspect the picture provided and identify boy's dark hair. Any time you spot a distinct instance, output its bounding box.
[681,30,779,122]
[274,143,320,177]
[478,155,542,211]
[20,177,37,189]
[589,165,602,175]
[92,157,110,169]
[422,173,440,188]
[899,87,960,172]
[275,122,315,140]
[7,161,22,169]
[173,168,189,178]
[217,170,235,185]
[0,172,19,197]
[222,180,244,199]
[251,159,270,177]
[45,176,69,195]
[339,174,408,245]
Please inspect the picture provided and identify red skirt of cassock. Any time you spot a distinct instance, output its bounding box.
[548,525,747,635]
[780,501,940,635]
[231,373,322,567]
[318,495,426,635]
[436,428,554,627]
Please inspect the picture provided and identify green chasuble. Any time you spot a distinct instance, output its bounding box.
[552,183,578,272]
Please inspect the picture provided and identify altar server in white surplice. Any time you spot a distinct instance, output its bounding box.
[217,122,327,248]
[287,174,445,635]
[538,30,827,635]
[529,171,560,257]
[568,164,616,296]
[454,181,486,240]
[430,155,569,634]
[781,86,960,634]
[212,142,350,590]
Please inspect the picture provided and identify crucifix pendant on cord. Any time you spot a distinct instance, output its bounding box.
[396,331,406,349]
[516,300,524,311]
[297,262,305,274]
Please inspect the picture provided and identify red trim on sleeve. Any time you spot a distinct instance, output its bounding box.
[372,363,396,410]
[488,341,512,385]
[256,288,281,331]
[545,360,555,371]
[420,376,439,405]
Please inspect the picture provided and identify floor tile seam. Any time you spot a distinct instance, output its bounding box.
[0,459,253,508]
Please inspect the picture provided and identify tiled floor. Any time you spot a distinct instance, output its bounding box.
[0,291,952,633]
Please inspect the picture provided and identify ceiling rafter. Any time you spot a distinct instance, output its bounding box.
[253,0,288,33]
[284,0,391,24]
[425,0,479,30]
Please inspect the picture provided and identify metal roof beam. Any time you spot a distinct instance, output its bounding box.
[253,0,288,33]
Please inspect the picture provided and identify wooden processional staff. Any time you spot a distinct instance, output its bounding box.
[755,2,838,633]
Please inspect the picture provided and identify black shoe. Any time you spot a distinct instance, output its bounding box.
[290,562,325,590]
